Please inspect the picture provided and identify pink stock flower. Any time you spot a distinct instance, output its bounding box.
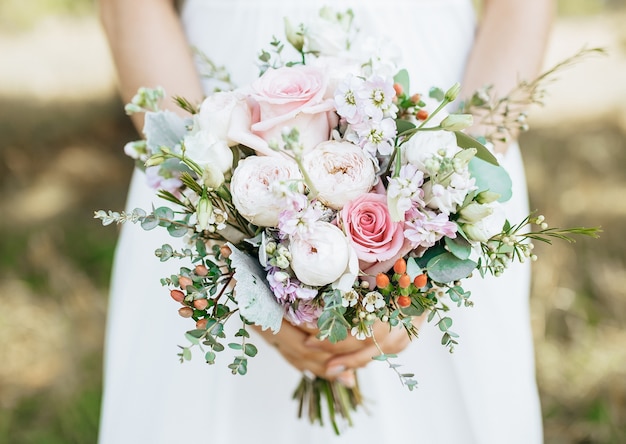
[341,193,405,263]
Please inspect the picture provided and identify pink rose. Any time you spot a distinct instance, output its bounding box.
[228,65,337,156]
[341,193,405,264]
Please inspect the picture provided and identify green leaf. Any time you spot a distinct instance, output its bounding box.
[244,343,258,357]
[429,87,444,101]
[235,328,250,338]
[167,224,189,237]
[140,215,159,230]
[394,69,410,95]
[154,206,175,220]
[454,131,499,166]
[156,244,173,262]
[468,157,513,202]
[228,342,242,350]
[426,252,477,283]
[444,236,472,260]
[438,316,453,331]
[182,347,192,361]
[317,310,349,343]
[406,257,422,280]
[205,351,216,364]
[396,118,416,135]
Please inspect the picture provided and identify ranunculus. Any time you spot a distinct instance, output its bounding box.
[197,91,241,146]
[183,125,233,174]
[302,141,376,210]
[289,221,353,287]
[462,202,506,243]
[228,65,337,155]
[230,155,302,227]
[341,193,405,263]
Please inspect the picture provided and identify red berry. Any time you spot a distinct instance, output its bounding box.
[170,289,185,303]
[416,109,429,120]
[194,264,209,276]
[178,307,193,318]
[220,245,232,258]
[196,318,208,330]
[193,298,209,310]
[397,296,411,308]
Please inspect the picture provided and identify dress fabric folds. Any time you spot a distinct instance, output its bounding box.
[98,1,543,442]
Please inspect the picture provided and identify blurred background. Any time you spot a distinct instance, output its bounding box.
[0,1,624,443]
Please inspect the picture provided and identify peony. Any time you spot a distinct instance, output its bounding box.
[289,221,353,287]
[462,202,507,243]
[230,155,302,227]
[302,141,376,210]
[341,193,405,263]
[228,65,336,155]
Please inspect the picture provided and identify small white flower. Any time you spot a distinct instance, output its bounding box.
[362,291,385,313]
[342,290,359,308]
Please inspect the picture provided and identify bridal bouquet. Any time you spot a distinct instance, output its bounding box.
[96,8,600,434]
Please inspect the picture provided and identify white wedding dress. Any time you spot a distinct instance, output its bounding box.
[98,1,543,443]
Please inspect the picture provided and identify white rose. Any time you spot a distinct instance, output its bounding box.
[302,141,376,210]
[403,130,461,172]
[197,91,242,147]
[463,202,506,243]
[183,126,233,174]
[230,155,302,227]
[304,13,351,56]
[289,221,352,287]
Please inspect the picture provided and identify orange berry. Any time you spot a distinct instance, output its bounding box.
[398,273,411,289]
[220,245,232,258]
[170,289,185,303]
[414,273,428,288]
[393,83,403,96]
[196,318,208,330]
[376,273,390,289]
[416,109,429,120]
[178,307,193,318]
[193,298,209,310]
[410,93,421,104]
[393,257,407,274]
[194,264,209,276]
[397,295,411,308]
[178,276,193,289]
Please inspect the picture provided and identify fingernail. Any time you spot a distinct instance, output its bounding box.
[325,365,346,378]
[337,372,356,388]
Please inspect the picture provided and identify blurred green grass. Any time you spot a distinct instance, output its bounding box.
[0,1,625,443]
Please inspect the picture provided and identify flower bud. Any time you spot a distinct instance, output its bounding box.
[202,164,225,190]
[144,154,165,167]
[444,82,461,102]
[476,190,501,204]
[196,194,213,231]
[458,202,493,224]
[440,114,473,131]
[284,17,304,52]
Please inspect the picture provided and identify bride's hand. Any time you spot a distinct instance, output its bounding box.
[303,317,424,378]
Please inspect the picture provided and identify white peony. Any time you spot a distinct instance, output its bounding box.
[302,141,376,210]
[230,155,302,227]
[289,221,353,287]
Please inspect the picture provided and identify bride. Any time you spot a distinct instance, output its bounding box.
[97,1,553,443]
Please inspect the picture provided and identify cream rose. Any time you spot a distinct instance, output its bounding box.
[228,65,337,155]
[183,126,233,174]
[230,155,302,227]
[289,221,353,287]
[302,141,375,210]
[462,202,506,243]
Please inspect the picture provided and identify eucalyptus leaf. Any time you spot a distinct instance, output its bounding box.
[429,87,444,102]
[438,316,453,331]
[228,343,242,350]
[182,347,192,361]
[426,252,477,283]
[244,343,258,357]
[143,110,186,153]
[140,215,159,231]
[154,206,175,220]
[167,224,189,237]
[205,351,216,364]
[454,131,499,166]
[469,157,513,202]
[406,257,422,280]
[444,236,472,260]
